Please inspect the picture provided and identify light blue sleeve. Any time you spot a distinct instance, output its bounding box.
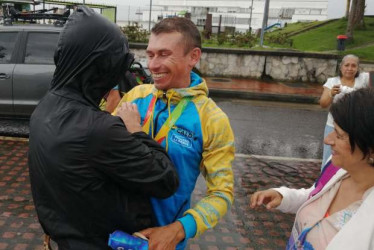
[177,214,197,239]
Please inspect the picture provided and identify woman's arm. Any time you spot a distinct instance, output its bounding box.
[320,85,341,108]
[273,185,314,213]
[250,185,314,214]
[320,87,333,108]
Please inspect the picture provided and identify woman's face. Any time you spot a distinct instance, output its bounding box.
[324,123,365,169]
[340,57,358,80]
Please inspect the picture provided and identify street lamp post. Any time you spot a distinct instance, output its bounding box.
[43,0,45,24]
[248,0,254,32]
[148,0,152,32]
[260,0,270,46]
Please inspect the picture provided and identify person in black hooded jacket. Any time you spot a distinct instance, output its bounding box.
[28,6,179,250]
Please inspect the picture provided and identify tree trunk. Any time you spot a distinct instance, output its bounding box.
[345,0,351,19]
[346,0,366,40]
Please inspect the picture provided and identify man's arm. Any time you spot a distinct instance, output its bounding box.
[183,108,235,237]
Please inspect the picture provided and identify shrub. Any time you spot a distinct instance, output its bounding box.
[120,24,149,43]
[265,33,292,45]
[233,32,256,47]
[217,32,227,45]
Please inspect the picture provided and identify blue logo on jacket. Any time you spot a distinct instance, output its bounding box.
[171,134,192,148]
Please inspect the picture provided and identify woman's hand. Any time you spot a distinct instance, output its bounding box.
[250,189,283,210]
[116,102,142,133]
[330,84,341,97]
[320,85,341,108]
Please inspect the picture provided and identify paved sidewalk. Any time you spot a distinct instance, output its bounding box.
[0,138,321,249]
[205,77,323,104]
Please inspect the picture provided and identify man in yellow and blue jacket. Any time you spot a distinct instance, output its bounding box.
[114,17,235,249]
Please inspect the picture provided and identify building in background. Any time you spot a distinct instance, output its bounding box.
[137,0,374,33]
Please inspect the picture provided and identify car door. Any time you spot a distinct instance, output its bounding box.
[0,31,20,115]
[12,31,59,116]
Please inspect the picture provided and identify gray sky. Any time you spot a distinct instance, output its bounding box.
[329,0,374,18]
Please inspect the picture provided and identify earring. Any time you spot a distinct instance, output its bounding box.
[369,157,374,165]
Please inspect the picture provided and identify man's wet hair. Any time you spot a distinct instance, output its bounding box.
[331,87,374,160]
[151,17,201,54]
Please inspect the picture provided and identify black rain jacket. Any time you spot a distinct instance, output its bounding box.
[28,6,179,249]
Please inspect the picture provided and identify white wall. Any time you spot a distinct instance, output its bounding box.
[328,0,374,19]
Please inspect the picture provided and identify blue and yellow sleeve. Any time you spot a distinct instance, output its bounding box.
[184,99,235,237]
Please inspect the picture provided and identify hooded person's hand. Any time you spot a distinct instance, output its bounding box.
[116,102,142,133]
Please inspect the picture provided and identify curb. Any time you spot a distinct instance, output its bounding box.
[209,89,319,104]
[0,136,29,141]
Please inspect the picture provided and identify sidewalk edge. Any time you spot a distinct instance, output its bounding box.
[209,89,319,104]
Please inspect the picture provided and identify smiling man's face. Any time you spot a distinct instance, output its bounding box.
[146,31,197,90]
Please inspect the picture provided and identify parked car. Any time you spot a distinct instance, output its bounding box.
[0,24,153,117]
[0,24,61,117]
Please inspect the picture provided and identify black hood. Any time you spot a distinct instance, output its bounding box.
[51,6,134,107]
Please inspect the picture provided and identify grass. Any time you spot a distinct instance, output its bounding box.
[199,17,374,61]
[258,17,374,61]
[342,45,374,62]
[269,20,324,35]
[289,17,374,51]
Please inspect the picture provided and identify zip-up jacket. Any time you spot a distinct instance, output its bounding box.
[115,72,235,246]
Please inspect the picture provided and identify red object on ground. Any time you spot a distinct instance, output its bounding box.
[337,35,348,40]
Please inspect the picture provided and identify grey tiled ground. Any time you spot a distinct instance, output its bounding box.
[187,156,320,250]
[0,139,320,249]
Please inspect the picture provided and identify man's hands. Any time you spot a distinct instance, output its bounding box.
[139,221,185,250]
[250,189,283,210]
[116,102,142,133]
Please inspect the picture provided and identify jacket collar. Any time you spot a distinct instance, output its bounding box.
[151,72,208,104]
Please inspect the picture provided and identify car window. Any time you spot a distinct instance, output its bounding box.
[24,32,59,64]
[0,32,18,64]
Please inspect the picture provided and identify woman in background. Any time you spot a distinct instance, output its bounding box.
[319,54,369,168]
[251,88,374,249]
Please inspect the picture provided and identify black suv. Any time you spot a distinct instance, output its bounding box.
[0,24,61,117]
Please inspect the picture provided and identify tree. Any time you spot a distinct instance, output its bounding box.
[345,0,351,18]
[346,0,366,40]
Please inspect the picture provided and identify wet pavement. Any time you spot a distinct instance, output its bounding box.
[0,137,321,249]
[0,119,29,138]
[0,76,324,139]
[206,77,323,104]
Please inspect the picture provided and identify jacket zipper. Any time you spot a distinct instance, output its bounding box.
[153,91,168,135]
